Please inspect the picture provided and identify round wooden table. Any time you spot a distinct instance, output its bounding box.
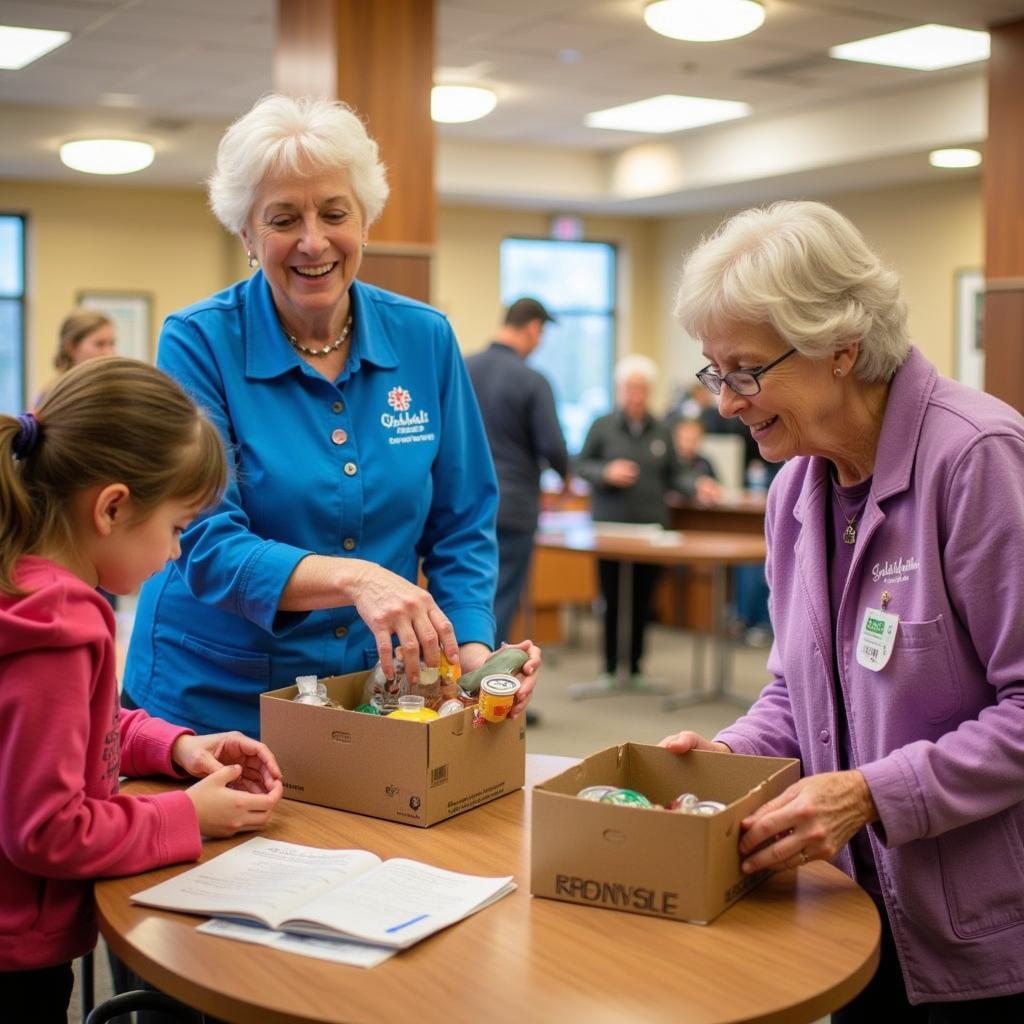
[97,755,879,1024]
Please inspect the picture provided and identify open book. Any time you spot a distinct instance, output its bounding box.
[131,837,515,950]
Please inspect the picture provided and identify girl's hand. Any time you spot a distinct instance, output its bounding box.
[351,564,459,684]
[459,639,542,720]
[185,764,283,838]
[737,770,878,874]
[172,732,281,795]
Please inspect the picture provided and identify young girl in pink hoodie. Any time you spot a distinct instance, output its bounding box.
[0,357,284,1021]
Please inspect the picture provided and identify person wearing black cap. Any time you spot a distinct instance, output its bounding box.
[466,298,569,676]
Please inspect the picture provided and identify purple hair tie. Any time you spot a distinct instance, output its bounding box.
[12,411,40,460]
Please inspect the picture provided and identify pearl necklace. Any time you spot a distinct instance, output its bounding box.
[286,315,353,357]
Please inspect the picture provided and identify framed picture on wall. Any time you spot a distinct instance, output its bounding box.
[954,268,984,391]
[76,290,153,363]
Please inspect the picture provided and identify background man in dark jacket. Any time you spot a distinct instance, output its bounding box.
[576,354,695,688]
[466,297,569,651]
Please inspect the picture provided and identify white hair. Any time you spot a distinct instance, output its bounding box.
[674,201,910,383]
[614,353,659,387]
[208,94,390,235]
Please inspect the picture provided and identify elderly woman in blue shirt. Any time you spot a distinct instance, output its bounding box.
[124,95,539,737]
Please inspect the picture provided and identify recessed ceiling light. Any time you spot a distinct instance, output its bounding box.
[0,24,70,69]
[59,139,155,175]
[644,0,765,42]
[929,148,982,169]
[830,24,990,71]
[431,85,497,123]
[585,94,750,134]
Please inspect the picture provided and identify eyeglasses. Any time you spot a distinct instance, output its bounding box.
[696,347,798,397]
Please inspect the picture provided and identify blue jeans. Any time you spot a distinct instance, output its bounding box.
[733,562,769,628]
[493,527,536,645]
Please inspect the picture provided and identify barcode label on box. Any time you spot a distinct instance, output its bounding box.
[430,764,449,788]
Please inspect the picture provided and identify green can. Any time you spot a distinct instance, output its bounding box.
[598,788,652,808]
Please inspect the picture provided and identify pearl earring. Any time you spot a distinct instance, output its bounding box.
[247,250,258,269]
[834,368,843,377]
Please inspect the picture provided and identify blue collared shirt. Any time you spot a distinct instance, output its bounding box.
[125,275,498,736]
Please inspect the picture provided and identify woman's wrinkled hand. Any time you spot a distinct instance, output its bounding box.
[351,563,459,683]
[658,730,731,755]
[459,639,542,720]
[737,770,878,874]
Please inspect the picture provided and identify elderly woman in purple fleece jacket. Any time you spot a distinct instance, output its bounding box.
[662,201,1024,1022]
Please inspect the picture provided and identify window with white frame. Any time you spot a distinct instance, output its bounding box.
[499,237,616,454]
[0,215,26,415]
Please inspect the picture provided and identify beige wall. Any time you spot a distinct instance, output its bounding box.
[0,180,238,398]
[4,175,980,409]
[657,177,983,390]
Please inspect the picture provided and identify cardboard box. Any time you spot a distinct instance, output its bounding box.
[260,672,526,827]
[531,743,800,924]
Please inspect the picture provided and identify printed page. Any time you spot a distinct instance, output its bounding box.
[132,838,381,928]
[284,858,515,948]
[197,919,395,969]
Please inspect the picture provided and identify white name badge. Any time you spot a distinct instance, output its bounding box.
[856,607,899,671]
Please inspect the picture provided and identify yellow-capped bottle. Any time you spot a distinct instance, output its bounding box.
[386,694,440,723]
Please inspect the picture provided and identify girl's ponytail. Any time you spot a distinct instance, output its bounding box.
[0,414,40,593]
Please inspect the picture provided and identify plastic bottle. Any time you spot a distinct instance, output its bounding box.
[386,695,440,722]
[291,675,338,707]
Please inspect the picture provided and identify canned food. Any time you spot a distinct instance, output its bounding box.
[598,788,653,808]
[576,785,619,801]
[689,800,727,816]
[666,792,699,811]
[477,673,521,722]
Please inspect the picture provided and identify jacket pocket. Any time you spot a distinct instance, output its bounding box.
[938,805,1024,938]
[885,616,961,723]
[180,633,271,682]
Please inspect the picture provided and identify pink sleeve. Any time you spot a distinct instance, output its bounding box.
[0,645,200,881]
[118,707,195,779]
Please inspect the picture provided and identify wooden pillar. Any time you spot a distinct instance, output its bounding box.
[274,0,435,302]
[983,19,1024,412]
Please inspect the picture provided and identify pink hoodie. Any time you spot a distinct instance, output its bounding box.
[0,557,200,970]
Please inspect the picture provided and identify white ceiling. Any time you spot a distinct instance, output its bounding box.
[0,0,1021,213]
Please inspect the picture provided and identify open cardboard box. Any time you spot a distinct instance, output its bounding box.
[531,742,800,923]
[260,671,525,827]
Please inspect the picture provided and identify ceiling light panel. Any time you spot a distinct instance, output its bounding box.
[830,25,990,71]
[585,94,751,134]
[0,25,70,69]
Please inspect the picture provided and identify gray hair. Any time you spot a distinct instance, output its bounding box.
[208,94,390,235]
[614,353,659,388]
[674,201,910,383]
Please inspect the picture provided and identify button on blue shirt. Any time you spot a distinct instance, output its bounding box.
[124,275,498,737]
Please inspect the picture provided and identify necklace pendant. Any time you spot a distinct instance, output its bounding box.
[843,523,857,545]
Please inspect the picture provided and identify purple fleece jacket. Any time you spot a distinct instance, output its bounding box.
[716,347,1024,1004]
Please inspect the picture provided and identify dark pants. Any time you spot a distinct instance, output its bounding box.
[833,897,1024,1022]
[0,962,73,1023]
[494,527,536,645]
[598,560,660,675]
